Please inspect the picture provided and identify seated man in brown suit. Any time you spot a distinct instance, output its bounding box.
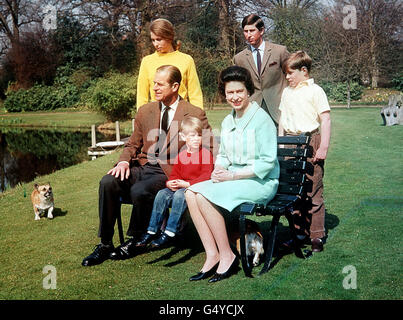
[234,14,289,125]
[82,65,215,266]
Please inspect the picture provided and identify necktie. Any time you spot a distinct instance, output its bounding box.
[155,106,170,156]
[256,49,262,75]
[161,106,170,134]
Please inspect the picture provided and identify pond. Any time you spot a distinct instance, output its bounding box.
[0,127,128,193]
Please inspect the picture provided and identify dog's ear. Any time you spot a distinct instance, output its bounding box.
[34,184,39,190]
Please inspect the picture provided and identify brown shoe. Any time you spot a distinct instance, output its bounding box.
[311,238,324,252]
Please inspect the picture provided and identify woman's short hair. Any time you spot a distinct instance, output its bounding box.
[218,66,255,97]
[282,50,312,74]
[150,18,181,50]
[180,116,203,136]
[156,65,182,86]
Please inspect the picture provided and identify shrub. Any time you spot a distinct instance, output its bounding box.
[81,72,136,121]
[4,84,62,112]
[320,81,363,102]
[391,74,403,92]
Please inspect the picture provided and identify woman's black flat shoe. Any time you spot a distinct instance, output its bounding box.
[189,262,219,281]
[208,257,239,283]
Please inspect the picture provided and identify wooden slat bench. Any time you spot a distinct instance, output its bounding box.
[233,133,313,277]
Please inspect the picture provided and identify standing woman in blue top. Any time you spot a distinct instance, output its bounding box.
[186,66,280,283]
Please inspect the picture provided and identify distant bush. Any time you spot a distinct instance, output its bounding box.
[391,74,403,92]
[81,72,136,121]
[320,81,363,102]
[3,65,99,112]
[4,84,62,112]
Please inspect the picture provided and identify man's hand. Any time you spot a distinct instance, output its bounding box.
[107,162,130,181]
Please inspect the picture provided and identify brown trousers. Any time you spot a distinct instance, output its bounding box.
[291,132,326,240]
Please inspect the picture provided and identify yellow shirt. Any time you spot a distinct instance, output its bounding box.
[136,50,203,110]
[279,78,330,134]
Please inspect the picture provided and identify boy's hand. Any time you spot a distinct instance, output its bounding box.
[315,111,331,163]
[166,180,178,191]
[167,179,190,190]
[175,179,190,188]
[313,147,328,163]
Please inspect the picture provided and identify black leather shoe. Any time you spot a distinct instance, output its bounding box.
[82,243,114,266]
[208,257,239,283]
[151,233,174,249]
[280,237,308,252]
[135,233,158,247]
[189,262,219,281]
[109,237,141,260]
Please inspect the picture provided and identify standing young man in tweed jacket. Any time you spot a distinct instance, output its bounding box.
[234,14,289,125]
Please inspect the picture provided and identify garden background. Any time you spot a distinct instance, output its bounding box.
[0,0,402,302]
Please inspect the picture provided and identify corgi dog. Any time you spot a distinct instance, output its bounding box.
[230,219,264,267]
[31,183,54,220]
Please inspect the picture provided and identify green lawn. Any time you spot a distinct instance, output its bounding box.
[0,109,106,129]
[0,107,402,300]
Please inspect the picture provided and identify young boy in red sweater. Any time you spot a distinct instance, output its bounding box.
[136,116,214,248]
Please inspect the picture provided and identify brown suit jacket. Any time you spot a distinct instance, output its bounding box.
[118,99,216,177]
[233,41,289,124]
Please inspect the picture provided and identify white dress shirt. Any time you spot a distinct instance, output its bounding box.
[251,41,265,71]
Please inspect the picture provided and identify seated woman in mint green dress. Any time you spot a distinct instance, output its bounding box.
[185,66,279,283]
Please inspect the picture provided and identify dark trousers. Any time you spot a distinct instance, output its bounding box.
[291,133,326,239]
[98,163,167,243]
[261,99,278,127]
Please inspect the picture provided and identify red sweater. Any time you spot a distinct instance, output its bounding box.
[168,147,214,186]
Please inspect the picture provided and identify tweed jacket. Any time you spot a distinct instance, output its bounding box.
[233,41,289,124]
[118,99,216,177]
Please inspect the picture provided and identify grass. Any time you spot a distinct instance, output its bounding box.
[0,107,402,300]
[0,108,106,129]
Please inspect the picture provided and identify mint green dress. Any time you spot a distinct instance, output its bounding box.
[188,102,279,211]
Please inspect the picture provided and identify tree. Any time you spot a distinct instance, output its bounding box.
[0,0,49,54]
[332,0,403,88]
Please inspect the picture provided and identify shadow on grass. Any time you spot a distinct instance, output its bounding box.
[143,210,341,272]
[248,209,340,273]
[146,223,204,267]
[52,207,68,218]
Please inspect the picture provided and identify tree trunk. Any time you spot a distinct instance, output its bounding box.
[217,0,231,55]
[369,9,379,88]
[136,1,152,60]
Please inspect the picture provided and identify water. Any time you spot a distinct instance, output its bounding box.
[0,127,127,192]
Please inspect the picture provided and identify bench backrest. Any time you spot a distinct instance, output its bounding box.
[276,134,312,197]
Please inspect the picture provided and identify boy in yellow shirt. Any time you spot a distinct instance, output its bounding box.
[278,51,331,252]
